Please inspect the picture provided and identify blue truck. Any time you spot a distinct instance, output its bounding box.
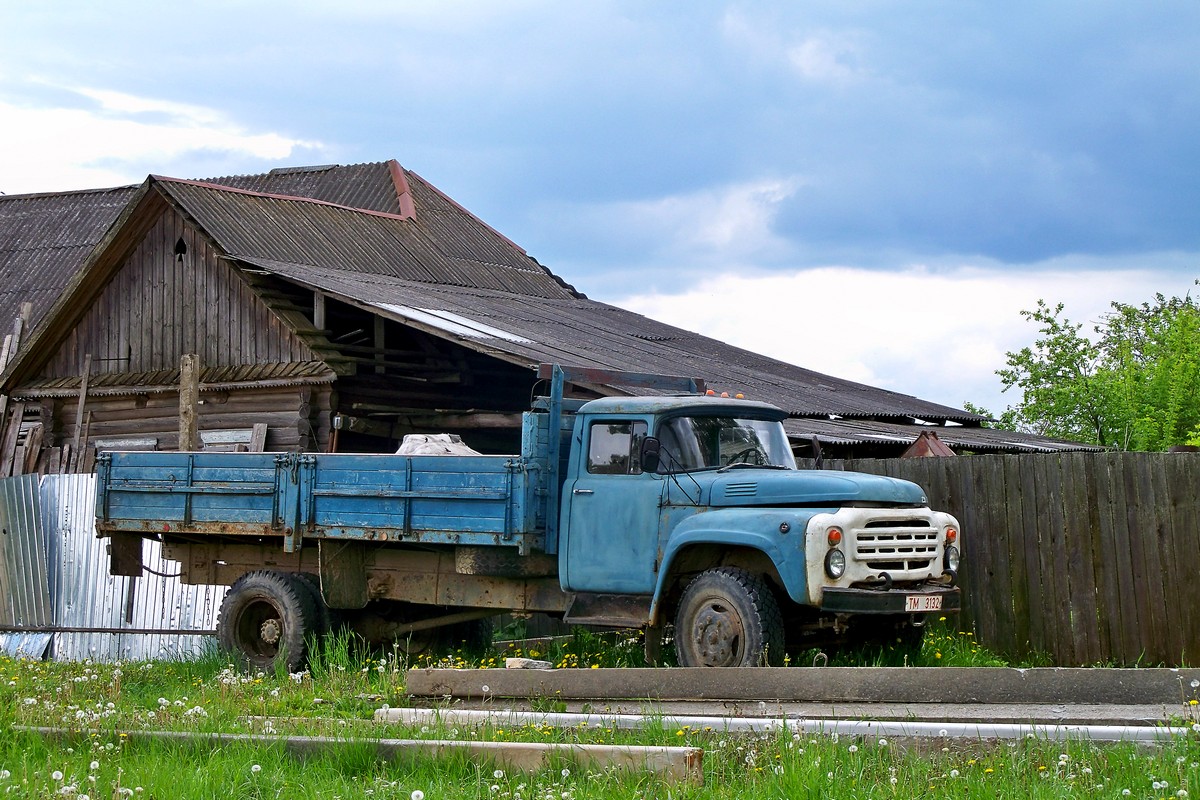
[95,364,962,670]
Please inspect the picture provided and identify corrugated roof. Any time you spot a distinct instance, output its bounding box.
[6,159,1092,453]
[783,416,1103,453]
[157,177,578,300]
[0,186,139,333]
[201,162,404,215]
[0,162,471,337]
[233,259,986,423]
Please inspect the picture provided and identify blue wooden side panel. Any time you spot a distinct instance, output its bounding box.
[96,449,550,553]
[97,452,283,530]
[305,454,534,540]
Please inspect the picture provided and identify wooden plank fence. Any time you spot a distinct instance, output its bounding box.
[802,452,1200,666]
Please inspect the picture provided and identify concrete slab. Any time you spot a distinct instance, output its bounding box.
[378,707,1197,744]
[411,699,1189,727]
[406,666,1200,706]
[19,726,704,785]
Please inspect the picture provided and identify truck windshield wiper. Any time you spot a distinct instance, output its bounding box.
[716,463,791,473]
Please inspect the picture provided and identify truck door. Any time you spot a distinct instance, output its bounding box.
[562,419,661,593]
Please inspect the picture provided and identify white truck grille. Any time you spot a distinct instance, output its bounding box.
[852,520,940,574]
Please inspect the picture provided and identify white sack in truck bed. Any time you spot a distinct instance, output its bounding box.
[395,433,482,456]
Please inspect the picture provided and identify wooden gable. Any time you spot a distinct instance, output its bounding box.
[39,206,316,381]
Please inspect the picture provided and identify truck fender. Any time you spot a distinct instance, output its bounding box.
[648,512,809,625]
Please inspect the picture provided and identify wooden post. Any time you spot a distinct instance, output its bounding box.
[314,291,326,330]
[249,422,268,453]
[374,315,386,374]
[179,354,200,451]
[68,354,92,472]
[0,401,26,478]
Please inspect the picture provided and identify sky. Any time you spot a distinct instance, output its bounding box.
[2,1,1198,416]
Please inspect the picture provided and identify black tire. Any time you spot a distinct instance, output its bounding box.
[292,572,338,637]
[444,617,495,655]
[673,567,785,667]
[217,570,319,672]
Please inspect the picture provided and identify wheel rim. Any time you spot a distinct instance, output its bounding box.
[234,597,284,662]
[688,598,745,667]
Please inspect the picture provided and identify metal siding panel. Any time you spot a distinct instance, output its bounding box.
[0,475,225,662]
[0,475,52,626]
[42,475,224,662]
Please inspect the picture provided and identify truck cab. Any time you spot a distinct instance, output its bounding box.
[559,394,961,667]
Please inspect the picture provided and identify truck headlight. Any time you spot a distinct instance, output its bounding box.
[824,548,846,579]
[944,545,960,572]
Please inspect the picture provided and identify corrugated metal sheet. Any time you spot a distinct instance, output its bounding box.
[0,475,52,657]
[0,475,224,661]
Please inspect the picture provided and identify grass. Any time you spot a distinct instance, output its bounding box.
[418,617,1036,670]
[2,628,1198,798]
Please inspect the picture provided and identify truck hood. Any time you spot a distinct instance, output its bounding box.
[701,469,927,507]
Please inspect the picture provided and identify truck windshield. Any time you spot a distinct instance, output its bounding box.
[655,415,796,472]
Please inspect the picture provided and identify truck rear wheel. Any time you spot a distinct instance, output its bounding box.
[674,567,784,667]
[218,571,318,672]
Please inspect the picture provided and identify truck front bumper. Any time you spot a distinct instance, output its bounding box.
[820,586,960,615]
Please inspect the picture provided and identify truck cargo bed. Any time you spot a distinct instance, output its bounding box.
[96,450,546,554]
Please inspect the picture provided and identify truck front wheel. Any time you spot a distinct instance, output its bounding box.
[217,571,318,672]
[673,567,784,667]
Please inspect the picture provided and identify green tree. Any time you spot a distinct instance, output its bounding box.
[990,284,1200,451]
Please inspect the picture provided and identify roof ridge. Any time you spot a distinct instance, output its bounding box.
[0,185,138,202]
[151,175,416,222]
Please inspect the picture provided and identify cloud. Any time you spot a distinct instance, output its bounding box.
[613,261,1200,415]
[0,82,325,193]
[786,34,868,83]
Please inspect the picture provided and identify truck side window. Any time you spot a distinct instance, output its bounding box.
[587,421,648,474]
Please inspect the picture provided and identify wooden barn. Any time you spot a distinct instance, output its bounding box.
[0,160,1098,474]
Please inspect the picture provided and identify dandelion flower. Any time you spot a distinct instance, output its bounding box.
[52,771,64,781]
[89,761,99,770]
[251,764,262,775]
[412,791,425,800]
[848,745,858,753]
[494,770,505,780]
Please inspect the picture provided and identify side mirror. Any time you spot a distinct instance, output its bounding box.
[640,437,662,474]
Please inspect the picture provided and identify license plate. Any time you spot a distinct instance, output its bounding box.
[905,594,942,612]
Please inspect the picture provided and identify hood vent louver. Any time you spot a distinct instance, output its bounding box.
[723,482,759,498]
